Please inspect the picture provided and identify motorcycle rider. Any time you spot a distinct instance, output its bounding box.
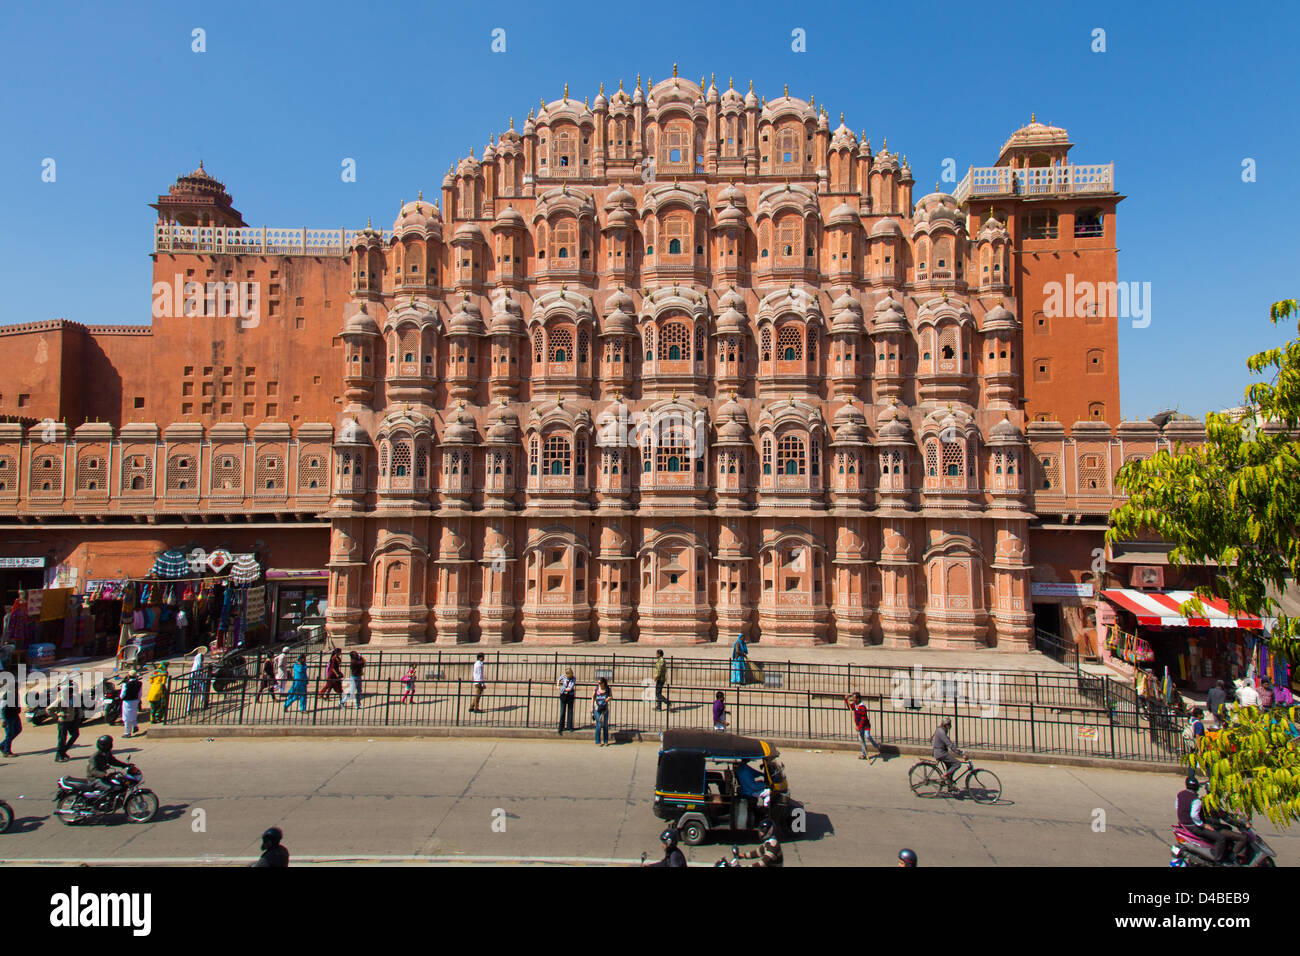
[642,827,687,867]
[932,717,965,788]
[252,826,290,867]
[898,848,918,868]
[739,818,784,867]
[86,734,130,793]
[1176,775,1248,864]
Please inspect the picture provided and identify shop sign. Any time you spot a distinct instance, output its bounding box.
[245,585,266,624]
[0,557,45,568]
[206,550,233,573]
[1031,582,1094,598]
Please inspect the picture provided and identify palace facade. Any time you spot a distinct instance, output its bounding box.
[0,73,1197,649]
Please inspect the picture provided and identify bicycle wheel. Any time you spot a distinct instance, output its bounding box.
[965,768,1002,804]
[909,761,945,798]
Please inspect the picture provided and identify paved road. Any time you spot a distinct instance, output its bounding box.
[0,724,1294,866]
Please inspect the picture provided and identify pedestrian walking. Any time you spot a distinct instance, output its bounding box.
[399,663,417,703]
[257,656,277,700]
[556,667,577,734]
[1206,679,1228,722]
[653,650,669,711]
[283,655,308,712]
[318,648,343,700]
[146,664,169,726]
[52,677,82,763]
[845,692,879,760]
[120,669,142,738]
[730,633,749,685]
[0,678,20,756]
[469,653,486,713]
[340,650,366,709]
[712,691,729,731]
[190,646,210,709]
[592,677,612,746]
[274,646,290,696]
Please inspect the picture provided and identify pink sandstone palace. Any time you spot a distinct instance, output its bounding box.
[0,72,1207,650]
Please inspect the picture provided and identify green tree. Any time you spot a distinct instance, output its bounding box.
[1108,300,1300,828]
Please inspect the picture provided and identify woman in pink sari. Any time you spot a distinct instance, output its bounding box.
[317,649,343,699]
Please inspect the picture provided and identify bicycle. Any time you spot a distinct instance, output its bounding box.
[908,754,1002,804]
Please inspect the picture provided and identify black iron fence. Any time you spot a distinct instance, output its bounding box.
[160,648,1188,766]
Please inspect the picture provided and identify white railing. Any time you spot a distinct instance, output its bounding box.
[154,224,392,256]
[953,164,1114,203]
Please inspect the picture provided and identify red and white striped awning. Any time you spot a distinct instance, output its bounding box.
[1099,589,1268,629]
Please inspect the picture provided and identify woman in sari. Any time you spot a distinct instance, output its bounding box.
[318,649,343,699]
[730,633,749,685]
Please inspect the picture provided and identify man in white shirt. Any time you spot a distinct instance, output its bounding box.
[274,647,289,695]
[191,646,210,709]
[469,654,486,713]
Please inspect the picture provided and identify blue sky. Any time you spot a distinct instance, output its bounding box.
[1,0,1295,420]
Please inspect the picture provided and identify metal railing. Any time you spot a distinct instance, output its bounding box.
[162,648,1187,765]
[153,224,390,257]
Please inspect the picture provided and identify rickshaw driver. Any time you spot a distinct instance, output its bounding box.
[739,819,784,867]
[735,760,767,798]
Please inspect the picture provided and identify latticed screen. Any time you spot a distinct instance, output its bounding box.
[807,329,817,362]
[299,448,327,489]
[1040,455,1061,489]
[578,329,589,364]
[761,328,772,362]
[549,327,573,362]
[533,329,544,363]
[213,451,241,490]
[32,455,62,492]
[416,446,428,480]
[778,436,806,475]
[643,324,655,359]
[543,436,571,475]
[121,453,153,492]
[392,443,412,478]
[777,325,803,361]
[941,442,964,477]
[1078,452,1108,490]
[659,322,690,361]
[167,453,197,490]
[695,325,705,360]
[925,442,939,477]
[75,453,107,491]
[256,452,285,489]
[762,437,773,475]
[655,427,690,472]
[0,454,15,491]
[529,437,539,475]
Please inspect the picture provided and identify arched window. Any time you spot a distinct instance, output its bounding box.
[762,437,773,475]
[533,328,544,363]
[777,325,803,361]
[777,435,806,475]
[643,325,655,361]
[761,327,772,363]
[549,327,573,363]
[578,328,589,364]
[942,441,964,477]
[660,322,690,361]
[543,435,571,475]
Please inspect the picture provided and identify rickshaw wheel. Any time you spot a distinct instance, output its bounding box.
[679,819,708,846]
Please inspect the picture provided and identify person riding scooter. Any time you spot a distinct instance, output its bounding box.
[642,827,687,867]
[738,818,783,867]
[86,734,130,792]
[1176,775,1248,864]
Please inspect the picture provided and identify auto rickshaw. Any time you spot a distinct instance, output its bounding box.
[653,729,796,845]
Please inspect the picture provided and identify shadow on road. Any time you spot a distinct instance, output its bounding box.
[5,814,47,833]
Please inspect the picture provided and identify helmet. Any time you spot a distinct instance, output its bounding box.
[940,717,952,728]
[899,848,918,866]
[758,818,776,837]
[96,735,113,752]
[659,827,680,849]
[1185,775,1201,792]
[261,826,283,849]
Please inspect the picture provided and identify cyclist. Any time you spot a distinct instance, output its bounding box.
[898,848,918,868]
[932,718,965,789]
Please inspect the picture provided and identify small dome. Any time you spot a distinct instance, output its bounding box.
[870,296,908,334]
[605,185,636,210]
[716,181,747,207]
[836,526,866,558]
[716,306,747,333]
[831,293,865,335]
[484,525,513,557]
[714,202,746,228]
[348,226,384,253]
[870,217,903,238]
[439,526,468,560]
[485,401,519,443]
[717,287,746,312]
[392,198,442,238]
[718,523,748,557]
[447,295,485,336]
[600,523,630,556]
[489,290,524,336]
[877,402,913,441]
[494,204,525,229]
[343,302,380,335]
[443,405,478,444]
[983,305,1017,332]
[453,222,483,244]
[827,202,859,228]
[989,415,1023,442]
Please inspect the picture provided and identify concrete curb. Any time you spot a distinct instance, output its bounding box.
[148,724,1183,774]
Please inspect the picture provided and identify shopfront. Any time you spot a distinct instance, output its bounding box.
[1099,588,1270,692]
[0,556,47,608]
[266,569,328,643]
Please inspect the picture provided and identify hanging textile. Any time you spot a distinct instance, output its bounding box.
[229,553,261,585]
[150,549,189,579]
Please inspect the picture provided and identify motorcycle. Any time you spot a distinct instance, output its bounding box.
[53,764,159,825]
[101,679,122,726]
[714,846,743,867]
[1170,815,1277,867]
[0,799,12,833]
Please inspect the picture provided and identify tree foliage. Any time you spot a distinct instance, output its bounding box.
[1108,300,1300,826]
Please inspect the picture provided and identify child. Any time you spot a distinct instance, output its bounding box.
[399,664,417,704]
[712,691,728,731]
